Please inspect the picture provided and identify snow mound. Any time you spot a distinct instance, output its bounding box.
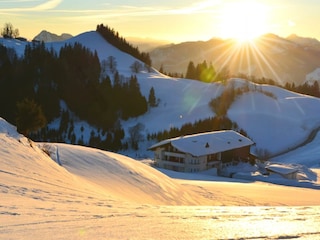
[0,117,199,205]
[50,143,199,205]
[0,117,19,136]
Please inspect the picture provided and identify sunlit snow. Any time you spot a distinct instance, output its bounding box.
[1,32,320,239]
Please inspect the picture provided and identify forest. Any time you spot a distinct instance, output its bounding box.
[0,37,150,150]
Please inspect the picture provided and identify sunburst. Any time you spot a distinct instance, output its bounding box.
[218,1,269,43]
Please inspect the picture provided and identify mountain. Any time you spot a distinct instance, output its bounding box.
[33,30,73,42]
[126,36,171,52]
[150,34,320,85]
[1,31,320,160]
[287,34,320,50]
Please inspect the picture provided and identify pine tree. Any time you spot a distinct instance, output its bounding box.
[15,98,46,136]
[185,61,196,79]
[148,87,157,107]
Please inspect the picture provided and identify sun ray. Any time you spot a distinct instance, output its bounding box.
[250,38,285,84]
[204,36,284,86]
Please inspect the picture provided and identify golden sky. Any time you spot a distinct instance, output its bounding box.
[0,0,319,42]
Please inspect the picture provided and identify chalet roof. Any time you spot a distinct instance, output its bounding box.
[265,163,299,175]
[148,130,254,157]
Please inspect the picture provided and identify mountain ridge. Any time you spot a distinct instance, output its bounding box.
[150,33,320,85]
[33,30,73,42]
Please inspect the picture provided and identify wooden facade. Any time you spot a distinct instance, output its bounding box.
[149,130,254,173]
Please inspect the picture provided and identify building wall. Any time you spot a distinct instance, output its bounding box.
[153,147,208,172]
[153,144,251,173]
[233,146,251,159]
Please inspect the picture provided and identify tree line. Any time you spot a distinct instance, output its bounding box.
[97,24,152,66]
[147,116,245,142]
[0,40,156,150]
[182,59,320,98]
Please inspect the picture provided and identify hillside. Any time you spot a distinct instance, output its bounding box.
[0,116,205,205]
[1,31,320,161]
[150,34,320,85]
[1,116,320,239]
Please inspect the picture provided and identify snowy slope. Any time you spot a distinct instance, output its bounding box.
[2,31,320,162]
[227,80,320,155]
[0,37,28,56]
[46,31,142,74]
[52,33,320,158]
[271,131,320,168]
[50,143,202,205]
[1,117,320,239]
[2,30,320,239]
[0,117,200,205]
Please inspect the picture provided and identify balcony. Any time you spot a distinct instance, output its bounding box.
[159,159,185,167]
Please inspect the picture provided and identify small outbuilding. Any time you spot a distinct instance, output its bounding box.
[148,130,254,172]
[265,163,299,180]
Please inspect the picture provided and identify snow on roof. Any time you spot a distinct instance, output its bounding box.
[149,130,254,157]
[265,163,299,175]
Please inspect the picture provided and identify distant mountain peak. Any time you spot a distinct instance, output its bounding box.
[33,30,73,42]
[286,34,320,49]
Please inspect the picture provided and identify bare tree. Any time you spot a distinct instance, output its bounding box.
[128,122,145,150]
[106,55,117,74]
[1,23,19,38]
[130,60,143,73]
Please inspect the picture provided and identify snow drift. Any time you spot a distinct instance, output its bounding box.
[0,117,201,205]
[1,117,320,239]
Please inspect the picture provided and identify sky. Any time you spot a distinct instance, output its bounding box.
[0,0,320,43]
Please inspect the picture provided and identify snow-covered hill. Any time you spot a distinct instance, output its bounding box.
[70,31,320,160]
[46,32,320,159]
[0,117,199,205]
[1,31,320,164]
[1,116,320,239]
[227,80,320,156]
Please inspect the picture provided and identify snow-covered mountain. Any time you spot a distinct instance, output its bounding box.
[33,30,73,42]
[60,32,320,159]
[1,31,320,161]
[150,33,320,85]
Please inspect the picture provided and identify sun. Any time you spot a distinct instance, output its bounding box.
[218,1,269,42]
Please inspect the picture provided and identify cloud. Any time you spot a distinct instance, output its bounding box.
[0,0,62,12]
[53,0,220,20]
[32,0,62,11]
[0,0,219,21]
